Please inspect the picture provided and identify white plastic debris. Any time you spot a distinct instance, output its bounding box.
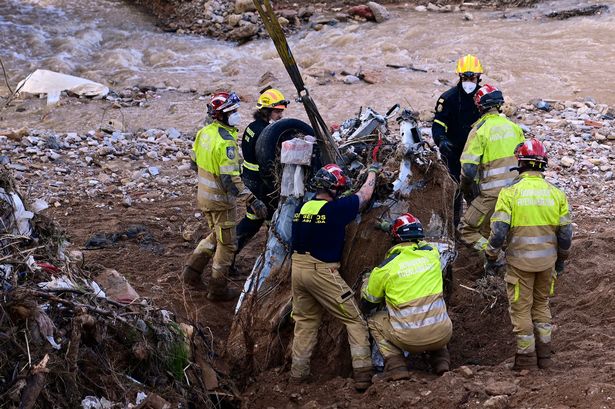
[17,69,109,100]
[135,392,148,405]
[38,275,77,291]
[46,335,62,350]
[81,396,114,409]
[0,187,33,236]
[30,198,50,214]
[89,280,107,299]
[160,309,172,324]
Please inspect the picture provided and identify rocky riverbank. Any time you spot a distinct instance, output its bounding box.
[129,0,541,42]
[1,89,613,219]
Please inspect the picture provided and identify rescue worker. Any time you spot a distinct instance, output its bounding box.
[432,54,483,226]
[182,91,266,300]
[458,84,525,263]
[361,213,452,380]
[236,87,289,252]
[486,139,572,370]
[290,163,380,391]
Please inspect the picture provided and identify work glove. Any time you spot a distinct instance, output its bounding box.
[484,250,505,276]
[251,198,269,220]
[438,139,454,157]
[375,218,392,232]
[555,258,565,277]
[483,257,499,276]
[368,162,383,175]
[460,178,479,205]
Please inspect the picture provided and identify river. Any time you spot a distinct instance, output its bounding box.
[1,0,614,126]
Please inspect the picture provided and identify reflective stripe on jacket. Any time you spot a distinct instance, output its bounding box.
[491,171,572,272]
[192,121,241,210]
[362,242,450,332]
[460,112,525,197]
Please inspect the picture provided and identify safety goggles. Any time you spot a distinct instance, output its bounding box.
[460,72,480,80]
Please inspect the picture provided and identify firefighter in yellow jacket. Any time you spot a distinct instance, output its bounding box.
[182,91,267,301]
[458,84,525,264]
[486,138,572,370]
[362,213,452,380]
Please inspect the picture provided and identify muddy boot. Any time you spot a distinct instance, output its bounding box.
[512,352,537,370]
[182,252,208,287]
[207,277,240,302]
[429,347,451,375]
[536,341,553,369]
[353,367,374,392]
[383,355,410,381]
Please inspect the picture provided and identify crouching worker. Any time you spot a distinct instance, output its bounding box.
[290,163,380,391]
[362,213,453,380]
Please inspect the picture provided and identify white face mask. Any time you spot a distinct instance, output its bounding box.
[227,112,241,127]
[462,81,478,94]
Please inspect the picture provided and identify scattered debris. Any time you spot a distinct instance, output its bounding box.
[0,167,240,408]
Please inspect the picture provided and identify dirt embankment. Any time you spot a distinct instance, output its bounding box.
[128,0,541,41]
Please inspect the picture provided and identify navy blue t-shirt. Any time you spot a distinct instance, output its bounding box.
[292,195,360,263]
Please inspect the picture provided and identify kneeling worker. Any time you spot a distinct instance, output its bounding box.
[290,163,380,391]
[362,213,453,379]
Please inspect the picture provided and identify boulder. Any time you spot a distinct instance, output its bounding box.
[234,0,255,14]
[228,22,258,41]
[367,2,390,23]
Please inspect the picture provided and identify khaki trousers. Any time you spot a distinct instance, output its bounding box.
[458,194,497,251]
[193,206,237,279]
[290,253,372,378]
[505,264,554,353]
[368,311,452,359]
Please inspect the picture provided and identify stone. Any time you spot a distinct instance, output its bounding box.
[459,366,473,378]
[367,2,390,23]
[463,12,474,21]
[415,5,427,12]
[166,128,181,139]
[278,17,289,26]
[483,395,509,409]
[343,75,361,85]
[234,0,256,14]
[485,381,518,396]
[560,156,576,167]
[228,14,242,27]
[228,22,258,41]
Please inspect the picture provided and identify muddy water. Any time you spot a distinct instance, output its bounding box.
[1,0,614,127]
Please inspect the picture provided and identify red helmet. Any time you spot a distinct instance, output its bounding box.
[311,164,350,192]
[208,91,240,118]
[474,84,504,111]
[514,138,548,169]
[392,213,424,242]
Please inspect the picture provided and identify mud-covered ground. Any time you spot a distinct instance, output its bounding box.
[39,167,614,409]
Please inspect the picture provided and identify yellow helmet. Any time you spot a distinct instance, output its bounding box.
[256,88,289,110]
[455,54,484,75]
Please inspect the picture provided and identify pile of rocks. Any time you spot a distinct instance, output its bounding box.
[0,126,197,208]
[509,98,615,218]
[2,95,612,220]
[133,0,391,41]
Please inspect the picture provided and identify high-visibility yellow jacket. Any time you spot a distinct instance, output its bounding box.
[489,171,572,272]
[192,121,243,211]
[362,241,451,344]
[460,112,525,197]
